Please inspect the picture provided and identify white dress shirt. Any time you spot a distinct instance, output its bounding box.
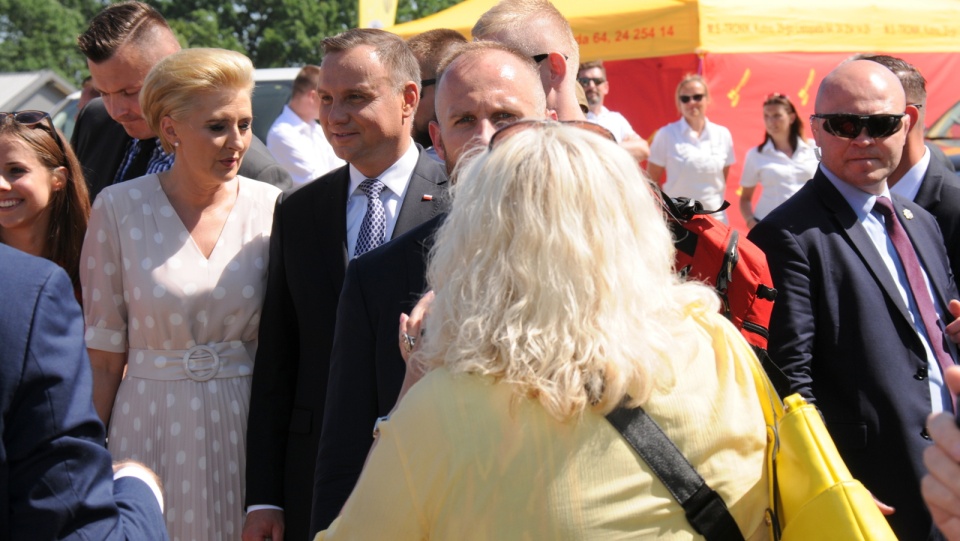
[345,141,420,259]
[266,105,344,184]
[889,147,931,202]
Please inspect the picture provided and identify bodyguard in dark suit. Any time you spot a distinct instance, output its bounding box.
[0,244,167,540]
[309,42,553,534]
[860,55,960,288]
[749,60,960,541]
[242,29,447,541]
[73,2,290,200]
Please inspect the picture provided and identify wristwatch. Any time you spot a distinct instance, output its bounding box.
[372,415,391,439]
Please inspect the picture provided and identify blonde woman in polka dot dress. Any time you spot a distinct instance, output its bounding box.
[80,48,280,541]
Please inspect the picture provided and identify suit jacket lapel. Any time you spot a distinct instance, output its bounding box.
[898,198,956,322]
[914,158,945,209]
[393,151,448,238]
[313,166,350,292]
[813,173,914,325]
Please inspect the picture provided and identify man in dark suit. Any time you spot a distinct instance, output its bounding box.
[860,55,960,289]
[0,244,167,540]
[72,1,290,200]
[242,28,448,541]
[749,59,960,541]
[308,42,552,534]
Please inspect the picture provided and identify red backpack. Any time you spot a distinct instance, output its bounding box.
[660,194,778,351]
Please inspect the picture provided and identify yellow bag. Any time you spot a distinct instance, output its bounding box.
[747,358,900,540]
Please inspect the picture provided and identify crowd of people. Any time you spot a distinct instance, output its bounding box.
[3,0,960,540]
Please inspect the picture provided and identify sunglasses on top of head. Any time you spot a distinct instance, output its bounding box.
[0,110,66,154]
[810,113,905,139]
[679,94,704,104]
[488,119,616,150]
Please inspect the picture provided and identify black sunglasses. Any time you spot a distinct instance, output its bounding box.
[421,78,436,88]
[531,53,569,64]
[578,77,606,87]
[810,113,905,139]
[679,94,704,104]
[488,119,616,150]
[0,110,66,155]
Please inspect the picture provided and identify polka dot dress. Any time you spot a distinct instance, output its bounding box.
[80,174,281,541]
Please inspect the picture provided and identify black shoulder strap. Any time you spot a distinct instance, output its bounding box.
[606,405,745,541]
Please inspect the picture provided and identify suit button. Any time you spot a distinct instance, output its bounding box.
[914,366,928,380]
[921,427,931,440]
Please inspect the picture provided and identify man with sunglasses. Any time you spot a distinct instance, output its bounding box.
[73,1,291,199]
[472,0,586,122]
[749,59,960,541]
[578,60,650,162]
[308,41,552,536]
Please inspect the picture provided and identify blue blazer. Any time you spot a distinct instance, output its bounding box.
[748,170,958,541]
[0,244,166,540]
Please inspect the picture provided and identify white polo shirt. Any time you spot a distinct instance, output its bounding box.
[586,106,637,143]
[738,138,819,220]
[649,117,735,220]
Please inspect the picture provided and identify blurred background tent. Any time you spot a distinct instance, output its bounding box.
[388,0,960,231]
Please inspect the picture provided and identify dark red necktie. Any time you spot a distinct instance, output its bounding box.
[874,196,956,412]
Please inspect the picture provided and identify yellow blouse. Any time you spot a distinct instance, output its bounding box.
[316,311,770,540]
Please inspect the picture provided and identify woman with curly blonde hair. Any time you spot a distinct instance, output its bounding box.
[316,122,770,540]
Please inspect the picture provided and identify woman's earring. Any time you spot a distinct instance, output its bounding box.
[814,147,821,161]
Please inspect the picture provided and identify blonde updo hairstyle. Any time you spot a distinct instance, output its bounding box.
[417,123,719,421]
[140,48,254,153]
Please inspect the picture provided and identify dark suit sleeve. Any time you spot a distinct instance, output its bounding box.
[311,260,380,533]
[246,195,299,507]
[6,265,165,540]
[748,222,818,401]
[241,136,294,190]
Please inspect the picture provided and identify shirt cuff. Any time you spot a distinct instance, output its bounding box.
[114,465,164,512]
[247,504,284,513]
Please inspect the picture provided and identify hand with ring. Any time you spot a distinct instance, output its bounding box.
[393,291,435,409]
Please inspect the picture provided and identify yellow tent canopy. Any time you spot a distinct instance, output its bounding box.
[387,0,960,62]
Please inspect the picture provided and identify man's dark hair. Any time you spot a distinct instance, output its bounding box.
[77,1,172,63]
[321,28,420,92]
[857,54,927,105]
[291,65,322,97]
[406,29,467,80]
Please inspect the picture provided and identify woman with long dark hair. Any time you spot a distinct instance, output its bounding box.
[738,93,818,228]
[0,111,89,299]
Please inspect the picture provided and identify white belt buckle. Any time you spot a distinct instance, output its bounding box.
[182,345,221,382]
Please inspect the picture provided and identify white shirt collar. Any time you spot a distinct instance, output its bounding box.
[347,140,419,198]
[889,147,931,202]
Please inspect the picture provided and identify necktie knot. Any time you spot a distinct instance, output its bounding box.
[873,195,895,222]
[360,178,385,200]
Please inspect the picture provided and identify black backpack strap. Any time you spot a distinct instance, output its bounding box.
[606,405,745,541]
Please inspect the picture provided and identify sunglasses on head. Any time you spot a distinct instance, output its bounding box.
[488,119,616,150]
[679,94,704,104]
[810,113,905,139]
[0,110,66,155]
[578,77,605,87]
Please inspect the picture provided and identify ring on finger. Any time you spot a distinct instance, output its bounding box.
[402,332,417,352]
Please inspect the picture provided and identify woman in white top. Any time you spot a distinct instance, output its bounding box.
[648,74,735,223]
[81,48,281,540]
[738,93,819,228]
